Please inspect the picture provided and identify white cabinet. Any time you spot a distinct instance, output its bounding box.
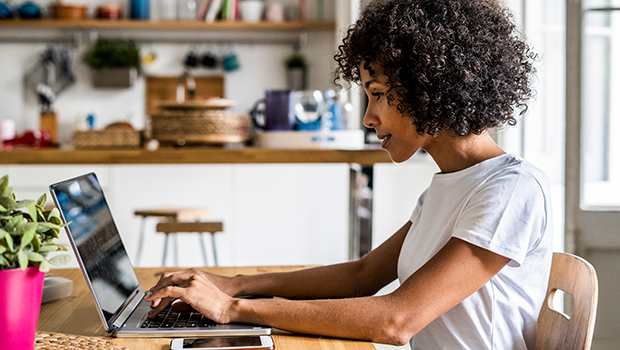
[3,164,350,268]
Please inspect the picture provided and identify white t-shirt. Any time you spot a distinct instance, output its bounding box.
[398,154,553,350]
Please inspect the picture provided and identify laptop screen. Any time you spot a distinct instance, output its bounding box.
[50,173,141,326]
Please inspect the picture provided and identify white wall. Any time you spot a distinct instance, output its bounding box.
[0,31,336,144]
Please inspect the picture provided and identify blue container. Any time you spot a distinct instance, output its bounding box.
[130,0,149,20]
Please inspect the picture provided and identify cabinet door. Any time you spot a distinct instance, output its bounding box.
[234,164,349,266]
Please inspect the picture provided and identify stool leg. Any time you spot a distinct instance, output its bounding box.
[136,217,147,267]
[199,233,209,266]
[174,234,179,266]
[211,233,218,266]
[163,234,170,267]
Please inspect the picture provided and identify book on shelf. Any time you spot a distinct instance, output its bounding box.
[205,0,222,22]
[197,0,211,21]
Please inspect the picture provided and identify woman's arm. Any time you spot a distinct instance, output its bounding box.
[146,236,510,346]
[148,222,411,307]
[230,221,412,299]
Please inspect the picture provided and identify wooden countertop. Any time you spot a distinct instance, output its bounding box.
[39,266,375,350]
[0,147,391,166]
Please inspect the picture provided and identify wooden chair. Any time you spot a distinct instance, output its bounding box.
[536,252,599,350]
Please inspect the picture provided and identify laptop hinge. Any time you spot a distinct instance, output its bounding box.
[111,288,144,330]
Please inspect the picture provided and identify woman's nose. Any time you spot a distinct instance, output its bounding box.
[363,109,378,128]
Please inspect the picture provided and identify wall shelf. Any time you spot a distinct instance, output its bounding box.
[0,19,335,31]
[0,20,336,45]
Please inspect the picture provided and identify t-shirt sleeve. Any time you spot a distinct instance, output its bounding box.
[452,168,549,267]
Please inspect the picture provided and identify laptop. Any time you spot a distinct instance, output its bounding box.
[49,172,271,338]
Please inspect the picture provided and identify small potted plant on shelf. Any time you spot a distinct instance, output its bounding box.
[284,53,307,91]
[83,39,141,88]
[0,174,70,350]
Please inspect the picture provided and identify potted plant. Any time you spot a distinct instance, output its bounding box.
[0,174,70,350]
[83,39,141,88]
[284,53,307,91]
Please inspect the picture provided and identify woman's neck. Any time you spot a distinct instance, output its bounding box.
[423,131,506,174]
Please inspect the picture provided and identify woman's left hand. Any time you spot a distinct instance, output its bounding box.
[144,272,236,324]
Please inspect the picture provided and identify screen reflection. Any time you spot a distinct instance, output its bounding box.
[52,173,140,323]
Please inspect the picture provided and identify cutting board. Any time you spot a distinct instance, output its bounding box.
[145,76,225,116]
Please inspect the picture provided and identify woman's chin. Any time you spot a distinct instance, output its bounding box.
[385,149,418,163]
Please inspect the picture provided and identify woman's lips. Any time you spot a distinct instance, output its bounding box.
[379,135,391,149]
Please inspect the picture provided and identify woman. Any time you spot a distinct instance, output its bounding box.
[146,0,553,348]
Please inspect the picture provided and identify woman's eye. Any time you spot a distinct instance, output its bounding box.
[371,92,383,100]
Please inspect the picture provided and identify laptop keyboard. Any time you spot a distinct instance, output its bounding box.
[141,306,217,329]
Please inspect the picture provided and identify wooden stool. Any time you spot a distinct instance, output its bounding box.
[157,221,224,267]
[134,208,211,266]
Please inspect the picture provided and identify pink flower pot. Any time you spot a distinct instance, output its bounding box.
[0,266,45,350]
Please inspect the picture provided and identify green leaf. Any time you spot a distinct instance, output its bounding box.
[0,245,5,254]
[36,193,47,208]
[37,222,60,239]
[5,215,20,231]
[38,243,62,253]
[32,234,41,252]
[38,259,49,272]
[0,175,8,195]
[47,207,61,220]
[27,203,37,223]
[27,251,45,262]
[17,249,28,270]
[0,255,9,266]
[48,254,72,266]
[15,199,34,209]
[37,209,46,222]
[3,230,13,252]
[36,222,62,230]
[56,243,68,251]
[0,203,5,211]
[19,225,36,250]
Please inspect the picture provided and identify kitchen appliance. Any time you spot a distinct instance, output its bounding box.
[254,130,365,150]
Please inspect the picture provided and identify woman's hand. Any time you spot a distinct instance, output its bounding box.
[147,268,237,306]
[144,270,237,324]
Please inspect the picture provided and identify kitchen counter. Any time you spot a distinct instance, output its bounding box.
[0,147,391,165]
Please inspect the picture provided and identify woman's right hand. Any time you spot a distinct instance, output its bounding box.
[148,268,238,308]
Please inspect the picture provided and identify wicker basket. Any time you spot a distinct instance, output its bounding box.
[35,332,129,350]
[150,109,252,145]
[73,130,141,149]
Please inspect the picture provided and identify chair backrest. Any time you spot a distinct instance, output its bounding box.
[536,252,598,350]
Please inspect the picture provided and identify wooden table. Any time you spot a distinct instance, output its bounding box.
[38,267,375,350]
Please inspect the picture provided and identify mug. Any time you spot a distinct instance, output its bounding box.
[251,90,295,131]
[222,53,240,72]
[0,119,16,142]
[239,0,264,22]
[201,52,218,68]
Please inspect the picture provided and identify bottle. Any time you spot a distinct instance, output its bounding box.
[87,113,96,130]
[177,0,196,20]
[158,0,177,20]
[130,0,150,20]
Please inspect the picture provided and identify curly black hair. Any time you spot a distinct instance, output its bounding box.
[334,0,536,137]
